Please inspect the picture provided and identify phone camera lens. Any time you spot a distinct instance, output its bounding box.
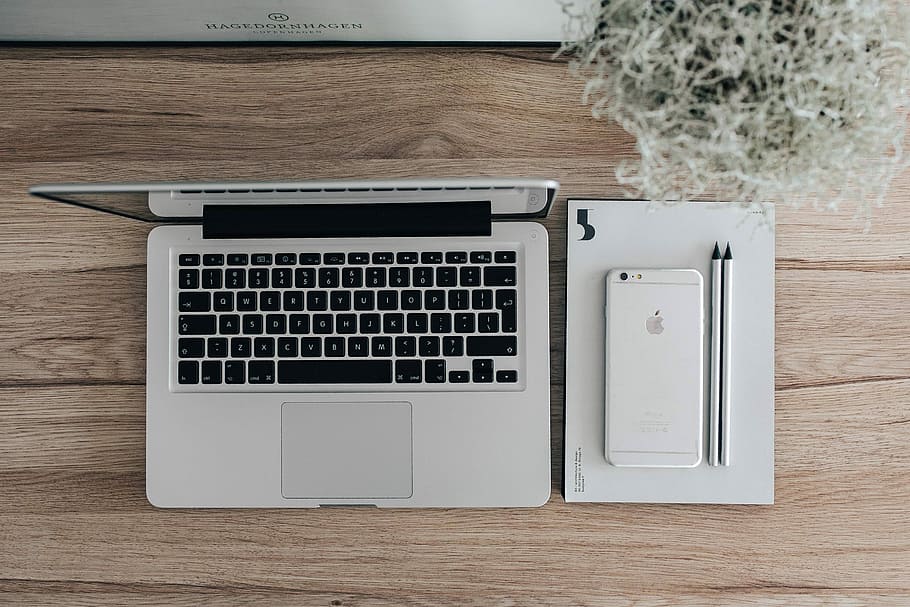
[620,272,629,281]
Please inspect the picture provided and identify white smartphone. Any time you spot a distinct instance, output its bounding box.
[604,269,704,467]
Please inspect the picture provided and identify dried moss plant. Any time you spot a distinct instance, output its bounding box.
[560,0,910,219]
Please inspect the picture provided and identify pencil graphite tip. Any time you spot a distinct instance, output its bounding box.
[712,242,722,259]
[723,243,733,259]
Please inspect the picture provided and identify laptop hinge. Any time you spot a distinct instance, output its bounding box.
[202,201,491,239]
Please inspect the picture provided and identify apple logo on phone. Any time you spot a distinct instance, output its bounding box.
[646,310,664,334]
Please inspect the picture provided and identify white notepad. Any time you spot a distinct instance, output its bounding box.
[564,200,775,504]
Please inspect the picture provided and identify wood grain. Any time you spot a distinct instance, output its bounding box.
[1,44,909,606]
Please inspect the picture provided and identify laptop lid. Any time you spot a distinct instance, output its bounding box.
[0,0,576,43]
[30,178,558,236]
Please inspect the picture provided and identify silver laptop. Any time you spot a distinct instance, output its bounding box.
[30,179,556,507]
[0,0,571,42]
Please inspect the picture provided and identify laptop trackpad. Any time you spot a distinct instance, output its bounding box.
[281,401,413,500]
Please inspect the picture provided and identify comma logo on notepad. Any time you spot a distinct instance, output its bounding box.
[577,209,596,241]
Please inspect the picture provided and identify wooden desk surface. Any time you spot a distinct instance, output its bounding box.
[1,46,908,606]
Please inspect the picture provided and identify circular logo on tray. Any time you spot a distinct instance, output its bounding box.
[268,12,290,22]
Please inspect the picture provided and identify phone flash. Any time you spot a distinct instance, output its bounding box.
[636,274,642,279]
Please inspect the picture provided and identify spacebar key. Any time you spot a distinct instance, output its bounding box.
[278,360,393,384]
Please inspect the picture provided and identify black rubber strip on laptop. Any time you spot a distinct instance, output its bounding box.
[202,201,491,239]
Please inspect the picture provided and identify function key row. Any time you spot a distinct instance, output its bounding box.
[179,251,518,267]
[179,266,516,290]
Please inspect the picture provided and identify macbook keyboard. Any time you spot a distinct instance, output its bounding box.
[173,248,522,390]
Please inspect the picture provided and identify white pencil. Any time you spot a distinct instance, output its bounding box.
[709,242,722,466]
[720,242,734,466]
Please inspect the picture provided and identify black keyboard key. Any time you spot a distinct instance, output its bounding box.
[220,315,240,334]
[401,291,422,310]
[389,267,410,287]
[249,268,269,289]
[266,314,286,334]
[397,252,419,264]
[353,290,375,310]
[478,313,499,333]
[342,267,363,288]
[242,314,263,334]
[201,269,223,289]
[325,337,345,357]
[313,314,333,334]
[283,291,304,311]
[319,267,339,288]
[207,338,228,358]
[299,253,321,265]
[178,361,199,384]
[436,267,457,287]
[224,361,245,384]
[203,254,224,266]
[300,338,321,357]
[254,337,275,357]
[307,291,328,311]
[474,372,493,383]
[474,359,494,373]
[251,254,272,265]
[248,360,275,384]
[289,314,310,334]
[455,313,475,333]
[201,361,222,384]
[460,266,481,287]
[407,313,428,334]
[225,269,245,289]
[371,336,393,357]
[360,314,381,334]
[227,254,248,266]
[395,360,422,383]
[449,370,470,383]
[178,314,216,335]
[337,314,358,334]
[431,313,452,334]
[472,290,493,310]
[272,268,292,289]
[425,290,446,310]
[445,251,467,264]
[178,338,205,358]
[395,336,417,357]
[467,336,518,356]
[230,337,251,358]
[425,359,446,383]
[484,266,517,286]
[213,292,233,312]
[494,251,516,263]
[179,292,210,312]
[260,291,281,311]
[348,336,369,357]
[383,313,404,334]
[496,289,518,332]
[275,253,296,265]
[372,252,394,264]
[348,252,370,265]
[330,291,351,311]
[419,336,440,357]
[236,291,257,311]
[365,267,386,288]
[377,291,398,310]
[448,290,468,310]
[470,251,492,264]
[496,370,518,383]
[179,269,199,289]
[421,252,443,264]
[443,336,464,356]
[413,267,434,287]
[295,268,316,289]
[278,337,298,357]
[179,254,200,266]
[324,252,346,265]
[278,360,393,384]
